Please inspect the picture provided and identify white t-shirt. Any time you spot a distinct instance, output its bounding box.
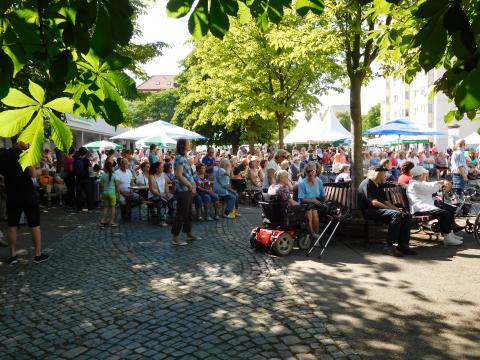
[114,169,133,193]
[397,158,407,168]
[406,179,442,213]
[262,160,280,190]
[136,172,149,186]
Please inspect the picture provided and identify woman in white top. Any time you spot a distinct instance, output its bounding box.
[148,161,173,227]
[136,162,150,187]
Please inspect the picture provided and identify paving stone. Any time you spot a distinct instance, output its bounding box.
[0,207,356,360]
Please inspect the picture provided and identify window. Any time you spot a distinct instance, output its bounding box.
[155,81,160,85]
[405,91,409,100]
[386,96,390,104]
[428,103,433,113]
[405,109,409,117]
[393,95,398,102]
[167,81,172,85]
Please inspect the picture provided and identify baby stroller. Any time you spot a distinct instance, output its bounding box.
[250,194,312,256]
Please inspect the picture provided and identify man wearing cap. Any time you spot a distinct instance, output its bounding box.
[358,166,414,257]
[406,166,463,246]
[451,139,469,194]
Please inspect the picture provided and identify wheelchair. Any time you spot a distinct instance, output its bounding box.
[249,194,312,256]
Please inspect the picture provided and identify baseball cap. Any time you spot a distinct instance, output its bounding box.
[410,166,429,177]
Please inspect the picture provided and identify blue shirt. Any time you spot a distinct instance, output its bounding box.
[298,177,324,201]
[451,149,468,174]
[213,167,230,196]
[174,154,195,192]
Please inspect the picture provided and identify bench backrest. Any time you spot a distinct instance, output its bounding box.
[382,182,409,209]
[323,182,357,214]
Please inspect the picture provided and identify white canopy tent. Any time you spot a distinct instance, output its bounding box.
[304,108,351,143]
[111,119,206,141]
[284,112,311,144]
[464,131,480,145]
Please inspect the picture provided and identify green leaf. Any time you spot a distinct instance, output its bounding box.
[415,0,449,19]
[296,0,325,17]
[18,112,44,170]
[45,97,75,113]
[0,49,14,99]
[455,67,480,112]
[418,16,447,72]
[48,111,72,153]
[91,6,113,57]
[102,72,137,100]
[2,88,39,107]
[444,110,455,123]
[443,3,470,35]
[50,50,76,83]
[188,0,209,39]
[210,0,230,38]
[100,81,125,125]
[0,107,36,137]
[28,80,45,104]
[0,0,13,14]
[102,52,132,72]
[167,0,195,18]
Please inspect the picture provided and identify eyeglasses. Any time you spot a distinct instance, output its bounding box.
[307,169,316,173]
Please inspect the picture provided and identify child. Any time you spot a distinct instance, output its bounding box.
[39,168,54,203]
[99,162,118,227]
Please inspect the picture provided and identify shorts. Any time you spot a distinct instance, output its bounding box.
[7,195,40,227]
[102,194,117,207]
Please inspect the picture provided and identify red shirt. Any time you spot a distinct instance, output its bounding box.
[398,174,412,185]
[63,156,74,174]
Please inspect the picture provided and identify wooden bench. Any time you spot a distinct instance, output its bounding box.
[323,182,439,243]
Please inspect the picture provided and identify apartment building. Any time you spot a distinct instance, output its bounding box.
[381,68,479,151]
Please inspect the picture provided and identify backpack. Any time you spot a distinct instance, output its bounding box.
[73,158,87,178]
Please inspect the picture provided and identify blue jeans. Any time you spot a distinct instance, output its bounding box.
[363,208,412,249]
[193,193,219,209]
[219,193,237,214]
[452,174,466,194]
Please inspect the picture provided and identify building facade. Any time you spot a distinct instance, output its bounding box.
[381,68,479,151]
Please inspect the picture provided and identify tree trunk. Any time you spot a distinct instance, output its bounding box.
[248,136,256,154]
[277,114,285,149]
[350,75,363,189]
[231,133,240,155]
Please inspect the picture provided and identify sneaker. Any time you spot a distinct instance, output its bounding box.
[225,212,236,219]
[450,232,463,240]
[235,212,242,217]
[197,217,204,221]
[205,216,213,221]
[443,234,462,246]
[8,256,18,265]
[33,253,50,263]
[213,215,220,220]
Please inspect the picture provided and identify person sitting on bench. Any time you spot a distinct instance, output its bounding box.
[297,162,325,237]
[406,166,463,246]
[358,166,415,257]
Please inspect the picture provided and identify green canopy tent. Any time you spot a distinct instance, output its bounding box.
[83,140,122,150]
[141,134,177,149]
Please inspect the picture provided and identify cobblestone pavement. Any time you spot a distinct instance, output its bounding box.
[0,206,358,360]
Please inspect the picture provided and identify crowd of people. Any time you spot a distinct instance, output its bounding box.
[0,135,476,261]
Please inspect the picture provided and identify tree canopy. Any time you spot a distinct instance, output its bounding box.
[173,12,343,148]
[0,0,164,168]
[126,89,180,125]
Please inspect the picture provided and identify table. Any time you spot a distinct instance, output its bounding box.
[130,186,149,221]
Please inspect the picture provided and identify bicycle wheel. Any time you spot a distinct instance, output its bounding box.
[474,214,480,246]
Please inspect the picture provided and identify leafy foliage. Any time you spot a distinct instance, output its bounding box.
[173,12,343,147]
[126,89,180,125]
[336,111,351,132]
[362,103,381,131]
[167,0,325,38]
[376,0,480,121]
[0,0,162,168]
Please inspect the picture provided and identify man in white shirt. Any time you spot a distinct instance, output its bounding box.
[114,158,139,219]
[406,166,463,246]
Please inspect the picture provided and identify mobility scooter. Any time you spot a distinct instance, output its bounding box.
[250,194,312,256]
